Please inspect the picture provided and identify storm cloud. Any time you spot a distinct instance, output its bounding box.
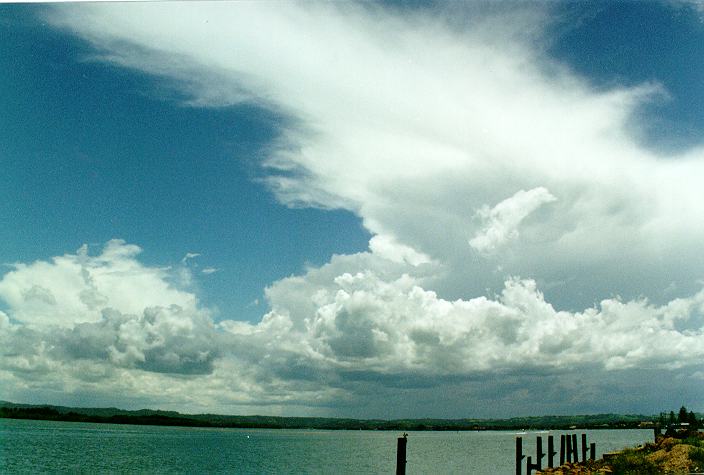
[1,2,702,416]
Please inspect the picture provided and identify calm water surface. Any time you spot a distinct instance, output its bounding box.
[0,419,652,474]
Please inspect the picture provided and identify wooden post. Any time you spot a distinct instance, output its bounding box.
[570,434,579,463]
[589,442,596,461]
[526,436,545,474]
[396,434,407,475]
[565,434,572,463]
[559,434,565,466]
[535,436,545,471]
[515,437,525,475]
[547,435,557,468]
[581,434,588,463]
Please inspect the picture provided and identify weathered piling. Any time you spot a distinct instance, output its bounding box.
[526,436,545,474]
[516,437,525,475]
[516,433,597,473]
[536,436,545,470]
[547,435,557,468]
[559,434,565,465]
[396,433,407,475]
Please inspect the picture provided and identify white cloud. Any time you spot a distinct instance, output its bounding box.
[61,305,219,375]
[469,187,557,253]
[369,234,432,266]
[0,241,702,415]
[44,1,704,312]
[0,240,197,328]
[181,252,201,264]
[14,2,704,413]
[252,261,704,376]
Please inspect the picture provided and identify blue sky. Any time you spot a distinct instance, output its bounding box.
[1,2,703,417]
[1,5,370,323]
[548,1,704,152]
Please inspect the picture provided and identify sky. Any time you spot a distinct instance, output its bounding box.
[1,1,703,418]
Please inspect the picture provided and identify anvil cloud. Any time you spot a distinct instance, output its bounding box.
[2,2,703,417]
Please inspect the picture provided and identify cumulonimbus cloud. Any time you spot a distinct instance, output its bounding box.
[45,1,704,309]
[3,2,702,413]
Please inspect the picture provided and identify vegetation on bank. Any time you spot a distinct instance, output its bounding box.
[538,406,703,474]
[539,434,704,474]
[1,400,699,432]
[605,428,703,473]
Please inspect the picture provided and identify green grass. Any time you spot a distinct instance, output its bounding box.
[682,436,704,448]
[608,448,660,475]
[690,446,704,469]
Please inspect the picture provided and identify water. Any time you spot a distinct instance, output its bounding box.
[0,419,653,474]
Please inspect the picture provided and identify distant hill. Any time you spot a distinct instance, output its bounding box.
[0,400,680,431]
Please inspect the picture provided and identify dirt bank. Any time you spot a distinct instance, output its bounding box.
[537,432,704,474]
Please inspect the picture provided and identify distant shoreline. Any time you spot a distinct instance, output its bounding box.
[0,401,663,432]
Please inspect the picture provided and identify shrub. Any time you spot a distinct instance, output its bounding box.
[691,446,704,471]
[608,449,659,475]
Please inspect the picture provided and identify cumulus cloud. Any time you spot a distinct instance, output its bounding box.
[368,234,432,266]
[59,306,219,375]
[0,241,702,415]
[251,259,704,376]
[469,187,557,253]
[0,243,215,374]
[0,240,197,328]
[8,2,702,413]
[0,242,267,412]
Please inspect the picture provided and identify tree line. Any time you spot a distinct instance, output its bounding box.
[658,406,699,427]
[1,402,700,431]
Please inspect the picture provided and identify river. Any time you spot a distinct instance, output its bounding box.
[0,418,653,473]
